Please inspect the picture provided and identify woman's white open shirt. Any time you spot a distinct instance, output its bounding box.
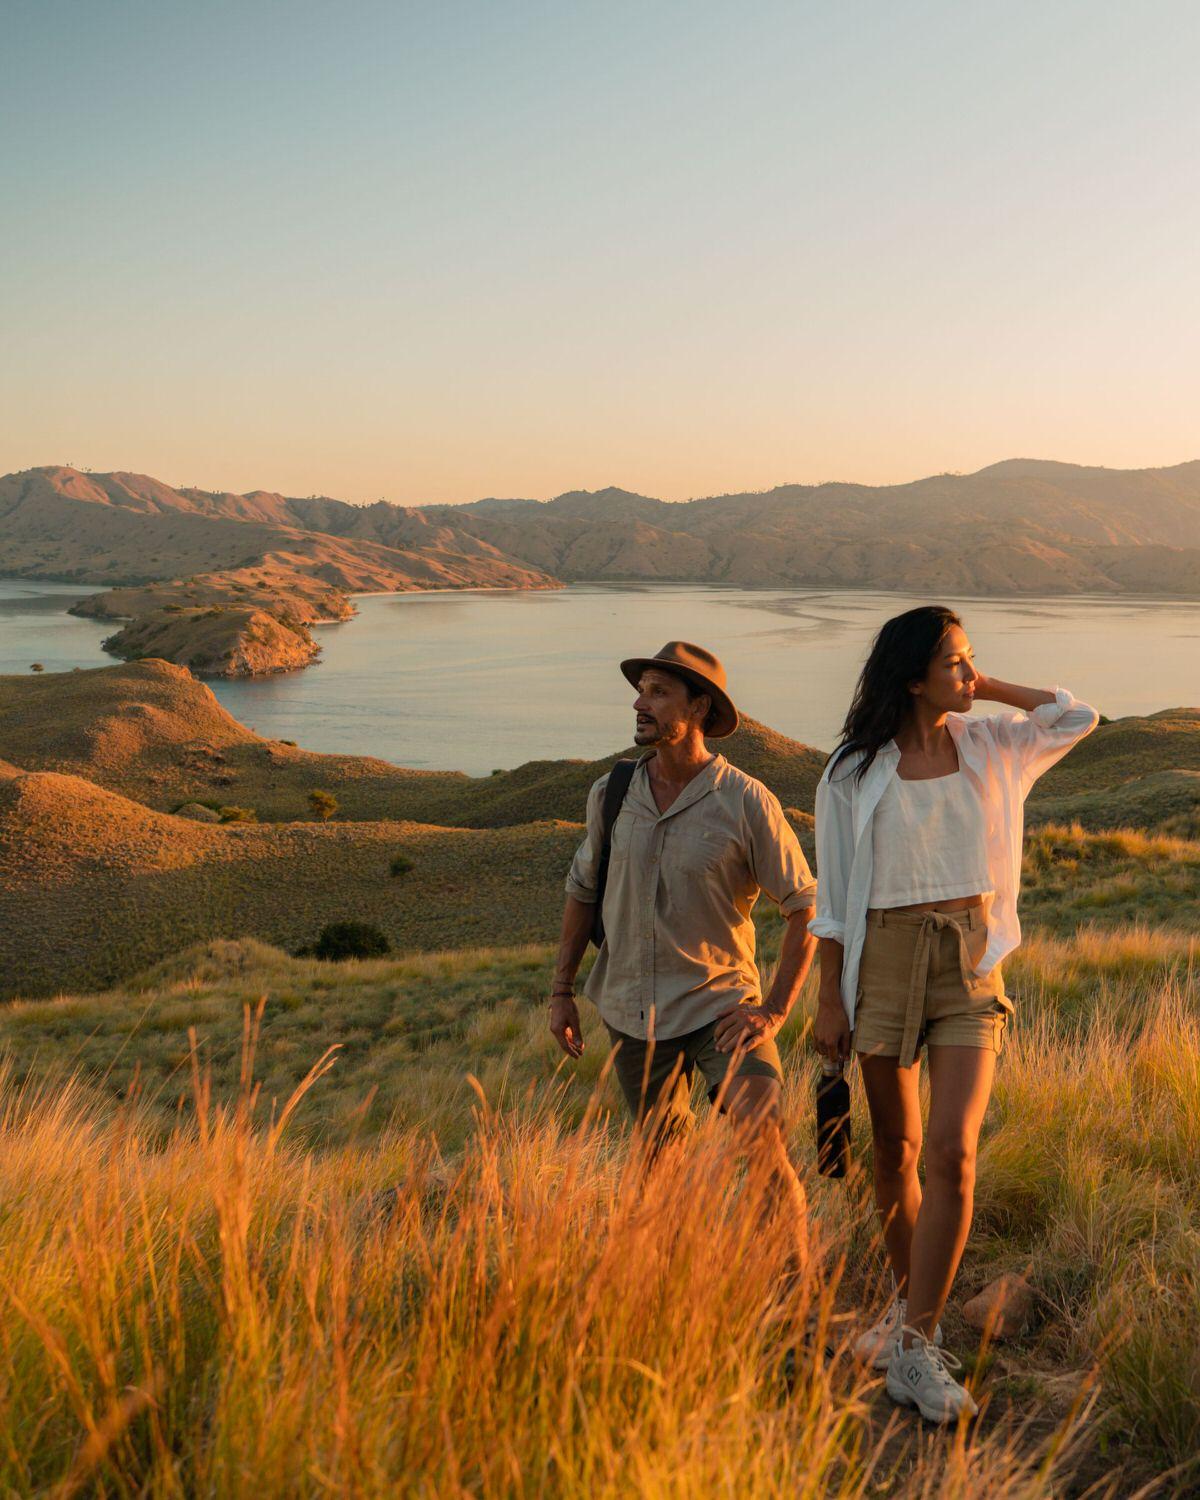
[809,689,1100,1029]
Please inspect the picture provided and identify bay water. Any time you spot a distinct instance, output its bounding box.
[2,579,1197,775]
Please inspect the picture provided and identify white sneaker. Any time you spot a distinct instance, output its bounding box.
[854,1297,943,1369]
[886,1331,978,1422]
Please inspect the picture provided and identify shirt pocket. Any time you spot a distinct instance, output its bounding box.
[610,813,636,860]
[673,827,738,875]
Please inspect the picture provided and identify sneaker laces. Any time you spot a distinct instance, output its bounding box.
[901,1327,963,1387]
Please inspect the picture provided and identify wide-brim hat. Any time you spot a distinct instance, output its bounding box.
[619,641,739,739]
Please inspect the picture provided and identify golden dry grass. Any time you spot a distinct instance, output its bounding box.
[0,925,1196,1493]
[1020,822,1200,932]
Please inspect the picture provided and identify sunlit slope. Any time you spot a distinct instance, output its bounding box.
[3,755,1200,1000]
[1028,768,1200,838]
[0,660,469,819]
[1032,707,1200,796]
[0,661,824,825]
[0,466,555,594]
[0,764,577,997]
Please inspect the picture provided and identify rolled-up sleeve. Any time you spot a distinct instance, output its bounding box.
[564,775,607,904]
[744,788,816,916]
[982,687,1101,791]
[809,770,852,942]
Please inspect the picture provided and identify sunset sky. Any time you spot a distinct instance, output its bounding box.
[4,0,1197,504]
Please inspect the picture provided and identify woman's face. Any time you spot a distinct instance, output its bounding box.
[912,624,979,713]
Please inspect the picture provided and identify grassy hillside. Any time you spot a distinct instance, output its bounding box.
[0,926,1195,1492]
[3,745,1198,1002]
[1021,822,1200,931]
[1032,708,1200,797]
[0,661,825,826]
[2,662,1199,998]
[1028,768,1200,838]
[3,667,1200,1489]
[0,764,581,997]
[0,659,468,820]
[13,659,1198,833]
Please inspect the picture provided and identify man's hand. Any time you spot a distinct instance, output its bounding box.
[549,994,585,1058]
[714,1002,780,1054]
[813,993,851,1064]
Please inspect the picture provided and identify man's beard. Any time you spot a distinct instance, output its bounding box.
[634,718,664,744]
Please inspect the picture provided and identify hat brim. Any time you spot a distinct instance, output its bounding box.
[619,658,739,739]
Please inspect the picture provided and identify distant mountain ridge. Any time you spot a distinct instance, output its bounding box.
[3,458,1200,680]
[0,467,558,677]
[0,467,556,592]
[421,459,1200,594]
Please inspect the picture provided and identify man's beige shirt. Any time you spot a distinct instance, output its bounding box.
[565,753,817,1040]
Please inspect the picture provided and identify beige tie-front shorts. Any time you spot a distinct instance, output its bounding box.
[853,906,1013,1067]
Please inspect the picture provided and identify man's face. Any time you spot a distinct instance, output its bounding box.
[633,669,708,746]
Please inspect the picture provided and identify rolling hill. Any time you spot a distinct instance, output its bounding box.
[0,661,825,827]
[0,760,584,996]
[2,660,1200,998]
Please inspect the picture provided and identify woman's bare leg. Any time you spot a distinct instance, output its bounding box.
[903,1045,995,1344]
[858,1054,924,1297]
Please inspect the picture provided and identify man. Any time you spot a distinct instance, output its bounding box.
[548,641,818,1254]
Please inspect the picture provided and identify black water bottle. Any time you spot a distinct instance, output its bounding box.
[815,1060,852,1179]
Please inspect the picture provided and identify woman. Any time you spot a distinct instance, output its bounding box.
[810,606,1097,1423]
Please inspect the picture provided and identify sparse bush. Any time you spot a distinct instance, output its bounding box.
[311,921,390,961]
[308,789,338,822]
[218,805,257,824]
[29,663,44,673]
[389,853,414,878]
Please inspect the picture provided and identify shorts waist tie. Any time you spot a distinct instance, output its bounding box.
[900,911,974,1068]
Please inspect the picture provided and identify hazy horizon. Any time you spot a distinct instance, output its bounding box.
[4,1,1198,505]
[11,452,1200,511]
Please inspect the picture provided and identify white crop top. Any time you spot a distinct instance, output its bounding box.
[869,770,990,907]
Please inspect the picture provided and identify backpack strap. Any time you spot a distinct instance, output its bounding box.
[591,758,638,948]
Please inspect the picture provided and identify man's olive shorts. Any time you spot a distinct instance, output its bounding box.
[604,1017,783,1126]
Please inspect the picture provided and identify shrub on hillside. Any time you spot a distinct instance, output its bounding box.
[218,805,258,824]
[309,922,391,962]
[308,789,338,822]
[389,853,414,878]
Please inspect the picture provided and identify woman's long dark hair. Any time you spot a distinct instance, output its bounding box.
[829,606,963,783]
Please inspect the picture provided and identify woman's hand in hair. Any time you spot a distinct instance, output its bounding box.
[813,991,851,1064]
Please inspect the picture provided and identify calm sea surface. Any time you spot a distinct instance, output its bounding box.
[3,579,1199,774]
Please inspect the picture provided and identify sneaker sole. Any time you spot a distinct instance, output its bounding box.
[885,1370,977,1423]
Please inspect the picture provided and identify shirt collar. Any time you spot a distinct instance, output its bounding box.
[634,751,725,821]
[945,713,987,778]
